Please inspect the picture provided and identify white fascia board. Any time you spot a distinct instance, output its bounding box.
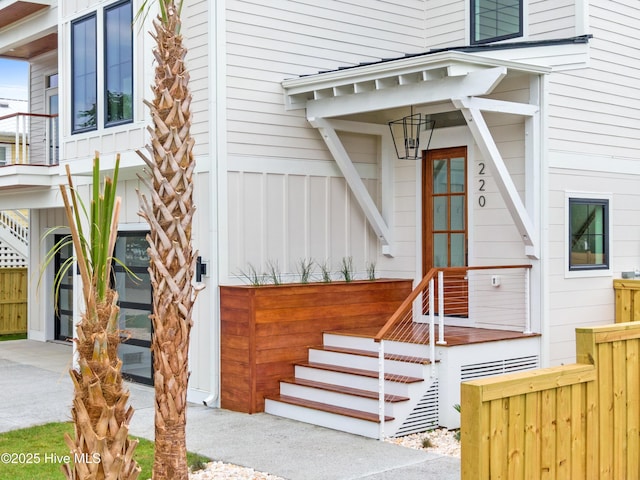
[306,66,507,119]
[309,117,392,254]
[470,42,589,71]
[282,51,548,96]
[453,101,538,257]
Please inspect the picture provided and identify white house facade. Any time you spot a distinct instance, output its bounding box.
[1,0,639,436]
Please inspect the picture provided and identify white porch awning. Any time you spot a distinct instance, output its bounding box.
[282,51,550,259]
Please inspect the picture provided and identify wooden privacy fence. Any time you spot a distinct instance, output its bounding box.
[461,322,640,480]
[0,268,27,335]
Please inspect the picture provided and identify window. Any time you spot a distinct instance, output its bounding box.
[113,231,153,385]
[105,0,133,126]
[0,145,8,165]
[471,0,523,44]
[568,198,609,272]
[71,0,133,134]
[71,14,97,133]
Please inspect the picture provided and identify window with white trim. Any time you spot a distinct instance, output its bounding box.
[568,197,610,272]
[0,145,8,165]
[471,0,523,44]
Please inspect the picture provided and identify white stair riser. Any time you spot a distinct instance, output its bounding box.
[308,349,426,378]
[294,365,410,397]
[323,333,433,358]
[279,382,398,416]
[264,399,379,438]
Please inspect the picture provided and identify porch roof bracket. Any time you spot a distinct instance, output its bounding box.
[308,116,393,256]
[452,98,539,259]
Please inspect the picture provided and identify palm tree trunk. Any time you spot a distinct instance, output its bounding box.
[136,2,200,479]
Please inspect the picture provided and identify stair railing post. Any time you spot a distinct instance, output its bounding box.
[429,278,435,376]
[524,267,532,334]
[378,339,385,440]
[437,270,446,345]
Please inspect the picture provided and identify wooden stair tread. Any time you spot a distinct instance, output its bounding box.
[281,377,410,402]
[298,362,423,383]
[268,394,394,423]
[312,345,432,364]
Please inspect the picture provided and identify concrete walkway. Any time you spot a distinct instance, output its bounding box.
[0,340,460,479]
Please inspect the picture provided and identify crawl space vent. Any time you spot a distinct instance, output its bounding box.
[461,356,539,381]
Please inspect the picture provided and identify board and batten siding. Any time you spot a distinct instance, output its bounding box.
[227,132,379,282]
[546,167,640,366]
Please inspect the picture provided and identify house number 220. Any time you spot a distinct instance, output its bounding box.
[478,162,486,207]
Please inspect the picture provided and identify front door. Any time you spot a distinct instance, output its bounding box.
[423,147,468,316]
[54,234,74,341]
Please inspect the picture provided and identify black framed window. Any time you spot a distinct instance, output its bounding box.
[569,198,609,271]
[71,14,97,133]
[471,0,523,44]
[105,0,133,126]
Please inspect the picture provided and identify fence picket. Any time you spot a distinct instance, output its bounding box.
[0,268,27,335]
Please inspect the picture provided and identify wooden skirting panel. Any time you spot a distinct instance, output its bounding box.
[0,268,27,335]
[220,279,413,413]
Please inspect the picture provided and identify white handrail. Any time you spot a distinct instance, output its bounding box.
[437,270,446,345]
[429,278,435,374]
[378,340,385,440]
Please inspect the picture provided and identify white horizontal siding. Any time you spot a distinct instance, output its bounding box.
[226,0,425,162]
[547,0,640,159]
[424,0,466,48]
[546,165,640,365]
[528,0,576,39]
[183,0,210,158]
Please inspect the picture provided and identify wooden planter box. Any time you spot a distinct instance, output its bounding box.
[220,278,413,413]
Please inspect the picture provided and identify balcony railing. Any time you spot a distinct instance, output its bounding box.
[0,112,59,166]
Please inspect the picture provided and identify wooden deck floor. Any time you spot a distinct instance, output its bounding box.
[328,323,539,347]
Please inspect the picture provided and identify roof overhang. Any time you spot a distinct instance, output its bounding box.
[0,1,57,59]
[282,51,551,115]
[0,164,60,188]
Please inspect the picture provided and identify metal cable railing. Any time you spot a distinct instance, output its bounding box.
[373,264,532,439]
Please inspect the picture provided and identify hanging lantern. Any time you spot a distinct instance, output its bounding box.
[388,111,435,160]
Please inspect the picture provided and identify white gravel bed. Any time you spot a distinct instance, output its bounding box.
[187,428,460,479]
[189,461,285,480]
[384,428,461,457]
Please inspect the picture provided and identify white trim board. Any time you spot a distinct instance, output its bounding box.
[227,155,379,179]
[549,151,640,176]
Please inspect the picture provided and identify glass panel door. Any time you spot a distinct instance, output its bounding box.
[46,88,59,165]
[113,231,153,385]
[54,234,74,341]
[423,147,468,317]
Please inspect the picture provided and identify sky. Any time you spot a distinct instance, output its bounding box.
[0,58,29,101]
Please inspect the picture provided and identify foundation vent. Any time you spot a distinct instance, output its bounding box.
[461,356,540,381]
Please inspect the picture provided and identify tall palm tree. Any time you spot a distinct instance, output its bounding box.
[58,154,141,480]
[136,1,200,478]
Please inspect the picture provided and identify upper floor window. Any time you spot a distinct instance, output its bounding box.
[568,197,610,273]
[471,0,523,44]
[71,0,133,135]
[71,14,97,133]
[105,0,133,126]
